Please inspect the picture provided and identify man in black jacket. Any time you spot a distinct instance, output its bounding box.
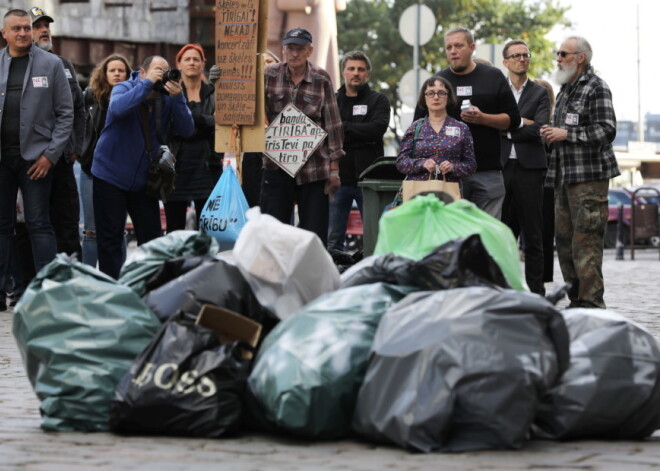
[328,51,390,250]
[500,39,550,294]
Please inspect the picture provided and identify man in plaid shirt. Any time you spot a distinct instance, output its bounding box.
[541,36,620,308]
[262,27,344,244]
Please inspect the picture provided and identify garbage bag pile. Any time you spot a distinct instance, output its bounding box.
[353,287,570,452]
[247,283,415,439]
[11,198,660,449]
[109,310,254,437]
[533,308,660,440]
[373,194,526,291]
[12,255,161,431]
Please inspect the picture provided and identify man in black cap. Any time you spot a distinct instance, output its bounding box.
[261,27,344,244]
[10,6,84,301]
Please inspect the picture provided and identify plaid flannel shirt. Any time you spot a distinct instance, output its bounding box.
[264,62,344,184]
[545,71,620,186]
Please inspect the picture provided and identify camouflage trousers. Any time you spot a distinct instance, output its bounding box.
[554,177,609,308]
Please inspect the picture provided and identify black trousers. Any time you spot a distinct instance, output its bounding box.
[260,168,329,246]
[502,159,545,294]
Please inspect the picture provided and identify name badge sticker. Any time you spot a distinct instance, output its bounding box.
[32,76,49,88]
[456,86,472,96]
[445,126,461,137]
[64,69,73,79]
[353,105,367,116]
[565,113,579,126]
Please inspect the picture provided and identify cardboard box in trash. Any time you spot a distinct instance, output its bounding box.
[195,304,262,359]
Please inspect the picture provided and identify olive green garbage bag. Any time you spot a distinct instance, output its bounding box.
[12,254,161,431]
[374,195,526,291]
[247,282,414,439]
[118,230,218,296]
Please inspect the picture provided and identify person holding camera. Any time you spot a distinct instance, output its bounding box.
[163,44,223,231]
[91,55,194,279]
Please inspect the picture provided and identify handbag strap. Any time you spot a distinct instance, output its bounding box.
[139,103,155,162]
[139,95,167,164]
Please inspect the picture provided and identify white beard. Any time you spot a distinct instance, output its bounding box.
[553,62,577,85]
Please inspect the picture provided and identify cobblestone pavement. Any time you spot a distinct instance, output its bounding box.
[1,249,660,470]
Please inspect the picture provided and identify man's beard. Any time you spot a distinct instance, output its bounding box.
[553,62,577,85]
[35,39,52,52]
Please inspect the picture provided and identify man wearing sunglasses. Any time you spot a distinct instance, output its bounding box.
[540,36,619,308]
[500,39,549,295]
[414,27,520,219]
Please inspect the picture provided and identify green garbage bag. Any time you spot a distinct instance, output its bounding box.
[118,230,218,296]
[374,195,526,291]
[247,282,414,439]
[12,254,161,431]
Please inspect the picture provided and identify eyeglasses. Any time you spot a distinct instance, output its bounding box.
[504,53,532,60]
[555,50,580,58]
[424,90,449,98]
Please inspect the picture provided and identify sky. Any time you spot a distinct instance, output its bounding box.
[545,0,658,122]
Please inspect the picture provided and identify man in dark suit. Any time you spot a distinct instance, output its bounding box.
[500,39,549,294]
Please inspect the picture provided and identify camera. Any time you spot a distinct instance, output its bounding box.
[153,68,182,95]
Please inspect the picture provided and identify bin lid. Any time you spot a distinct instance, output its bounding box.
[359,156,405,181]
[358,180,402,191]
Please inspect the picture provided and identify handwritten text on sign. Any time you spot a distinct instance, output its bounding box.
[215,0,259,125]
[264,104,328,177]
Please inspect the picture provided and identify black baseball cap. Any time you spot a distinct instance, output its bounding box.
[282,28,312,46]
[28,6,54,24]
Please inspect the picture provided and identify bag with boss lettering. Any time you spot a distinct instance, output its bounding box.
[109,311,254,437]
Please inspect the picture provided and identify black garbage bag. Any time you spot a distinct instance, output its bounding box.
[144,254,216,292]
[327,248,363,274]
[533,308,660,440]
[353,286,569,452]
[143,257,278,336]
[247,283,415,439]
[341,234,509,290]
[109,311,253,437]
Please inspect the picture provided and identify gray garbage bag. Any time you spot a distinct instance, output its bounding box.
[353,286,569,452]
[533,308,660,440]
[247,283,415,439]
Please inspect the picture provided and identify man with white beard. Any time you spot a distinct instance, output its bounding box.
[540,36,619,309]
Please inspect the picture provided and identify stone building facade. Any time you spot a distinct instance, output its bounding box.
[0,0,215,78]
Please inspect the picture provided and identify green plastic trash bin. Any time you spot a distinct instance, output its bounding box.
[358,156,404,256]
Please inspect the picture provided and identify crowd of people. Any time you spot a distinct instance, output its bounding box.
[0,8,619,311]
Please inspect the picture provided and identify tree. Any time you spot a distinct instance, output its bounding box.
[337,0,570,141]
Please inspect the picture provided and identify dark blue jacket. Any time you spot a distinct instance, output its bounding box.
[92,70,194,191]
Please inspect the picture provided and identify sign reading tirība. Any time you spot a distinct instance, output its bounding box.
[264,103,328,178]
[215,0,259,125]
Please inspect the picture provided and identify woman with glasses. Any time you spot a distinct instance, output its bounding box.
[396,77,476,184]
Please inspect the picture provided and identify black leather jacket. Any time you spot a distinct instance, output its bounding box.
[79,87,106,175]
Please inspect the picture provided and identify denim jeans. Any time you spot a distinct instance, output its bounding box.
[327,184,363,250]
[93,176,161,279]
[0,154,56,290]
[79,170,127,268]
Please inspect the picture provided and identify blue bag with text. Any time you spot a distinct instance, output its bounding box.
[199,165,249,251]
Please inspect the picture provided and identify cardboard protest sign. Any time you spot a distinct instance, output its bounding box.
[264,103,328,178]
[215,0,260,126]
